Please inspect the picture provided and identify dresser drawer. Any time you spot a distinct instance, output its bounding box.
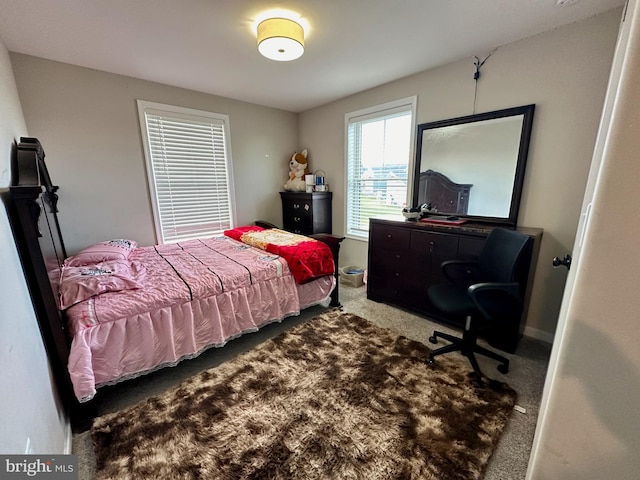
[369,225,414,282]
[283,199,313,216]
[410,230,459,257]
[367,274,415,305]
[283,224,313,235]
[372,250,414,277]
[284,214,312,228]
[283,216,313,235]
[370,225,411,251]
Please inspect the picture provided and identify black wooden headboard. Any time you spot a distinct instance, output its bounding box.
[5,137,77,413]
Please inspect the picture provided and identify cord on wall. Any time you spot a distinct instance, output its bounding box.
[472,49,496,114]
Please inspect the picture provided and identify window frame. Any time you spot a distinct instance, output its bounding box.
[343,96,417,241]
[137,100,237,244]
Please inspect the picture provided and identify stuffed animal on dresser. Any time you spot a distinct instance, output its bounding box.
[284,149,309,191]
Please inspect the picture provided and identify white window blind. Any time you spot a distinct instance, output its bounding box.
[345,97,416,239]
[137,100,236,244]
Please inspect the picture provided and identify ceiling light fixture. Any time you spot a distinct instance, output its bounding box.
[257,17,304,61]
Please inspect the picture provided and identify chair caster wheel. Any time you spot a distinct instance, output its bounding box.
[428,336,437,344]
[497,364,509,374]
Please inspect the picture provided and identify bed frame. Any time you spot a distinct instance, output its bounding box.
[5,137,344,423]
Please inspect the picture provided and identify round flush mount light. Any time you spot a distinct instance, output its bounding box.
[257,17,304,61]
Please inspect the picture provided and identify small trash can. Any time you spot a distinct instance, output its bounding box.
[339,266,365,287]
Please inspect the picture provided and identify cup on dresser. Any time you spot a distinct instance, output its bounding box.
[305,174,316,192]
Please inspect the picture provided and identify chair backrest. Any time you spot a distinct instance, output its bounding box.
[477,228,533,289]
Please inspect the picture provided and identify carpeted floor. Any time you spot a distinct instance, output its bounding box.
[337,285,552,480]
[73,284,552,479]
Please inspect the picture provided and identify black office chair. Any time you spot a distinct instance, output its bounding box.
[426,227,533,382]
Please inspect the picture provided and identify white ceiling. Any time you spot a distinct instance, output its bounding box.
[0,0,625,112]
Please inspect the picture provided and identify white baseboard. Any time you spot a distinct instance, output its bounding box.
[524,325,555,344]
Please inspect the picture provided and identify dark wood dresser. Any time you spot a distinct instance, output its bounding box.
[367,216,542,352]
[280,191,332,235]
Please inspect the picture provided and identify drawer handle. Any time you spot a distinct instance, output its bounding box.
[395,254,400,259]
[387,234,392,239]
[395,272,400,277]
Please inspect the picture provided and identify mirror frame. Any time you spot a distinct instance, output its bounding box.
[412,104,535,227]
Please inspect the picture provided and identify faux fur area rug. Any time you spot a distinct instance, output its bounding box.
[91,310,516,480]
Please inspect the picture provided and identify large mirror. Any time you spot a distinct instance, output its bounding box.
[412,104,535,226]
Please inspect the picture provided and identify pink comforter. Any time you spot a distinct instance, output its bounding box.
[64,236,332,402]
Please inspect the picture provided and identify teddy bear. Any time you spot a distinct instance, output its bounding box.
[283,149,309,191]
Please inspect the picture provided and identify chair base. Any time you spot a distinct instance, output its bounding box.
[427,329,510,381]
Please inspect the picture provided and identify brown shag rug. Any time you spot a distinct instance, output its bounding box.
[91,310,516,479]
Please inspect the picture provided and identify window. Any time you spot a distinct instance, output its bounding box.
[345,97,416,240]
[137,100,236,244]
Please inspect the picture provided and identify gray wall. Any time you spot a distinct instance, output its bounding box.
[0,36,68,454]
[10,54,299,254]
[298,9,622,340]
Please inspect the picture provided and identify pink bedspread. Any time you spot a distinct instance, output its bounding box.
[64,236,334,402]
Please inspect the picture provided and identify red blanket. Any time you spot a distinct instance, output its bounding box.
[224,226,335,284]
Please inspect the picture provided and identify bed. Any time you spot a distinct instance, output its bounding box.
[6,137,343,416]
